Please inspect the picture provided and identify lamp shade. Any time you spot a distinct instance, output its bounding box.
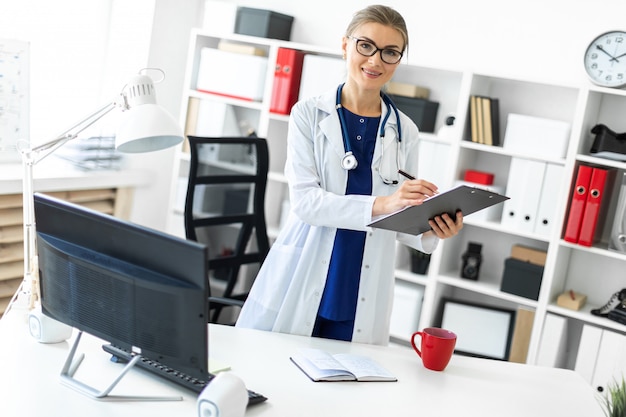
[116,103,183,153]
[115,73,184,153]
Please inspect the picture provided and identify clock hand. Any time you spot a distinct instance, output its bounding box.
[610,52,626,62]
[596,44,619,61]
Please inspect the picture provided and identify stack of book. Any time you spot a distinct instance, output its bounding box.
[469,95,500,146]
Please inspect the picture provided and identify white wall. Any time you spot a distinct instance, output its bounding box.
[217,0,626,86]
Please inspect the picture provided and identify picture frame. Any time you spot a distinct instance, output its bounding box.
[438,298,515,361]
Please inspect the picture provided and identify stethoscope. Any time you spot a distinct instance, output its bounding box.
[335,83,402,185]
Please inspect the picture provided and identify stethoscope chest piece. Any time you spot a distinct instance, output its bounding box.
[341,151,358,170]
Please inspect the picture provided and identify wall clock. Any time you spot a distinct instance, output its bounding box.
[584,30,626,88]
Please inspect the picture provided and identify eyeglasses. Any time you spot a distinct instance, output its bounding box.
[347,36,403,65]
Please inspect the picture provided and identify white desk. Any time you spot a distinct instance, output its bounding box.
[0,308,604,417]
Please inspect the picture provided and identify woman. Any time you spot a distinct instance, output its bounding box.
[236,4,463,345]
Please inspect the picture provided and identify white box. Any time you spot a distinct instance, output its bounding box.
[298,54,346,100]
[196,48,268,101]
[503,114,570,159]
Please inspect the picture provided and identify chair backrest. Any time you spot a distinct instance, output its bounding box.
[184,136,270,323]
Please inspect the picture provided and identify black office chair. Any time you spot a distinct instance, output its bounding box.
[184,136,270,324]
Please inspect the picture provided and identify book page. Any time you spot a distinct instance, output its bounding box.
[290,349,355,381]
[333,353,397,381]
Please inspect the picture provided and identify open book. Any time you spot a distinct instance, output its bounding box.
[368,185,509,235]
[290,348,397,382]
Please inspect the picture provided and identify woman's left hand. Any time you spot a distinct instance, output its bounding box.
[426,210,464,239]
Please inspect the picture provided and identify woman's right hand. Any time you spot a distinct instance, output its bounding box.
[372,179,438,216]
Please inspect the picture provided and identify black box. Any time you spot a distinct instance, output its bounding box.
[500,258,544,300]
[388,95,439,133]
[234,7,294,41]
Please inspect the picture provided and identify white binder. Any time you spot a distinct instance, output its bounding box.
[298,54,346,100]
[501,157,546,233]
[536,313,567,368]
[591,330,626,393]
[533,163,564,237]
[574,324,603,384]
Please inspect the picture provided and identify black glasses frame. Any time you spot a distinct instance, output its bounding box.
[347,36,403,64]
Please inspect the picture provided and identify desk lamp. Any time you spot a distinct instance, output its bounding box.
[11,68,184,315]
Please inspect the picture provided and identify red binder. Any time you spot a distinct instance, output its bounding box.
[578,167,613,246]
[563,165,593,243]
[270,48,305,115]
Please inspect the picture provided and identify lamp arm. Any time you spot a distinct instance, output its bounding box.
[15,97,123,311]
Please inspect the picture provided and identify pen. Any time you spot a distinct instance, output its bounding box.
[398,169,416,180]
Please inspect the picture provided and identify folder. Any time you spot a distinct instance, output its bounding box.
[481,97,500,146]
[508,307,535,364]
[578,166,614,246]
[574,324,602,384]
[368,185,509,235]
[501,158,546,233]
[563,164,593,243]
[536,313,567,368]
[270,48,305,115]
[533,163,564,237]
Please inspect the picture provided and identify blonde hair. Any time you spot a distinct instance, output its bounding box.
[345,4,409,52]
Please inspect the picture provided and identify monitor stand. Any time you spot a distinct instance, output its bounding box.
[59,331,183,401]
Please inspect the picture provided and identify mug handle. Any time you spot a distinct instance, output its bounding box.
[411,331,423,358]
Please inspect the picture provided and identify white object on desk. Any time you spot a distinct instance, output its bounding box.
[28,305,73,344]
[197,372,248,417]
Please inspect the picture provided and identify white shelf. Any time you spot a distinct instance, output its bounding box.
[168,29,626,379]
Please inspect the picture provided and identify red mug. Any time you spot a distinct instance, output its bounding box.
[411,327,457,371]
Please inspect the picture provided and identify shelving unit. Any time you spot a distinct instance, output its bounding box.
[167,29,626,386]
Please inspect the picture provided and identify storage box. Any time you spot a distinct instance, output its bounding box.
[234,7,293,41]
[556,291,587,311]
[503,114,570,159]
[386,81,430,99]
[510,244,547,266]
[298,54,345,100]
[388,95,439,133]
[196,48,268,101]
[500,258,544,300]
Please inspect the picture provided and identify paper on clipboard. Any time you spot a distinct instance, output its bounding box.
[368,185,510,235]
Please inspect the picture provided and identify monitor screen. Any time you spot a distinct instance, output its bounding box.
[34,193,209,380]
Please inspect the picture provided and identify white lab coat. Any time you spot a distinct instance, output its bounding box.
[236,88,438,345]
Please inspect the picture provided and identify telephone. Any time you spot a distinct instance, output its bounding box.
[591,289,626,324]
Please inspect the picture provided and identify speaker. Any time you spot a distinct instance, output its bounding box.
[609,172,626,254]
[197,372,248,417]
[28,305,73,344]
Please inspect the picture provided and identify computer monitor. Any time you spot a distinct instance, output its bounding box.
[34,193,209,389]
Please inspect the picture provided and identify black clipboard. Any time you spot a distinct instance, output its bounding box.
[368,185,510,235]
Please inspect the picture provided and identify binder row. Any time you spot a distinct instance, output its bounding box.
[469,95,500,146]
[563,164,616,247]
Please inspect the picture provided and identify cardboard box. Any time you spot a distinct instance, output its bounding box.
[500,258,544,300]
[510,244,547,266]
[503,114,570,159]
[556,291,587,311]
[234,7,293,41]
[386,81,430,99]
[196,48,268,101]
[388,95,439,133]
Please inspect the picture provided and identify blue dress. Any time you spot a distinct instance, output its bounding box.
[312,108,380,341]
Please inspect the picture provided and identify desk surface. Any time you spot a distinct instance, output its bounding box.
[0,308,604,417]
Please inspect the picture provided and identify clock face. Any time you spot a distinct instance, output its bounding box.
[584,30,626,88]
